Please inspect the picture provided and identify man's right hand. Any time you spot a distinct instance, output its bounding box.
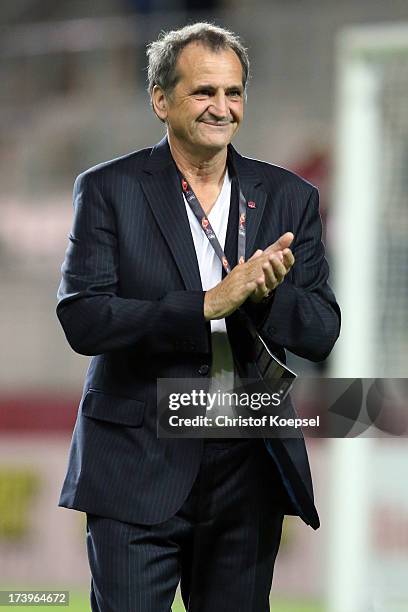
[204,232,295,321]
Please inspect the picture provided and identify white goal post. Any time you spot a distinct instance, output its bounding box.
[331,22,408,379]
[327,23,408,612]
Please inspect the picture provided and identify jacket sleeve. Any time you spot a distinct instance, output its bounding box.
[57,172,209,356]
[246,187,340,362]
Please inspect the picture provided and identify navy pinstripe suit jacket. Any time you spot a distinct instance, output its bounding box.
[57,136,340,530]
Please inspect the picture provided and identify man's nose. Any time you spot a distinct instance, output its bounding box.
[208,92,229,118]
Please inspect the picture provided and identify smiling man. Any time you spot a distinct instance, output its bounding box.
[57,22,340,612]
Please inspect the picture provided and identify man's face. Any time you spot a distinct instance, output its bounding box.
[153,42,245,156]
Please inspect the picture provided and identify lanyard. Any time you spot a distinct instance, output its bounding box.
[178,167,298,400]
[178,170,247,274]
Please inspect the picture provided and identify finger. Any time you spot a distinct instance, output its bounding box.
[282,248,295,269]
[265,232,294,254]
[270,257,287,283]
[249,276,271,303]
[276,232,294,250]
[265,249,283,263]
[263,261,278,289]
[264,253,290,286]
[246,250,281,283]
[245,280,259,295]
[248,249,263,261]
[256,275,268,295]
[244,254,269,280]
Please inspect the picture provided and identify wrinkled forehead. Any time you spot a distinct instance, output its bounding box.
[174,42,245,88]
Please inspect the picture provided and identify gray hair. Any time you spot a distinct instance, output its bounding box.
[146,22,250,100]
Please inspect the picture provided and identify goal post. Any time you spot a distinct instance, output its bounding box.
[331,22,408,379]
[327,23,408,612]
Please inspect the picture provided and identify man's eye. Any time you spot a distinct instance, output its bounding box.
[228,90,242,98]
[196,90,211,96]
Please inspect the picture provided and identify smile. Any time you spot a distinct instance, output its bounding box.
[199,121,232,127]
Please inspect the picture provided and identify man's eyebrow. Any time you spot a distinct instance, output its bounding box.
[192,84,216,91]
[225,85,244,92]
[192,84,244,92]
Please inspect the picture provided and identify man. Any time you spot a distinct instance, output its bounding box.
[57,22,340,612]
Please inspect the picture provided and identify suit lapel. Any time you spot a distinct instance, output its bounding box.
[140,138,268,291]
[140,137,202,291]
[228,145,268,259]
[242,183,268,258]
[223,176,239,273]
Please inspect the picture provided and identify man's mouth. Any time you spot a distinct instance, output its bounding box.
[199,120,232,127]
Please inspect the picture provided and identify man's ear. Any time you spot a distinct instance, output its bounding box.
[151,85,168,122]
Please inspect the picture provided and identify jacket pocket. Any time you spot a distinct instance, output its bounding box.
[81,388,145,427]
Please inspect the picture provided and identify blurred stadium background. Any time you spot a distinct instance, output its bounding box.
[1,1,408,611]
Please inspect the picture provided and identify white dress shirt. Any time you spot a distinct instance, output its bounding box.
[183,170,235,403]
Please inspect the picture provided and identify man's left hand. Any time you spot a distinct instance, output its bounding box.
[248,245,295,304]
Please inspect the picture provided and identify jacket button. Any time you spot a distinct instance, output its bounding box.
[198,364,210,376]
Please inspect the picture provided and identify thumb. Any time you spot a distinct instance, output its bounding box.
[266,232,294,253]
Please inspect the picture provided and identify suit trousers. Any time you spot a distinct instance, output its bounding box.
[86,439,285,612]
